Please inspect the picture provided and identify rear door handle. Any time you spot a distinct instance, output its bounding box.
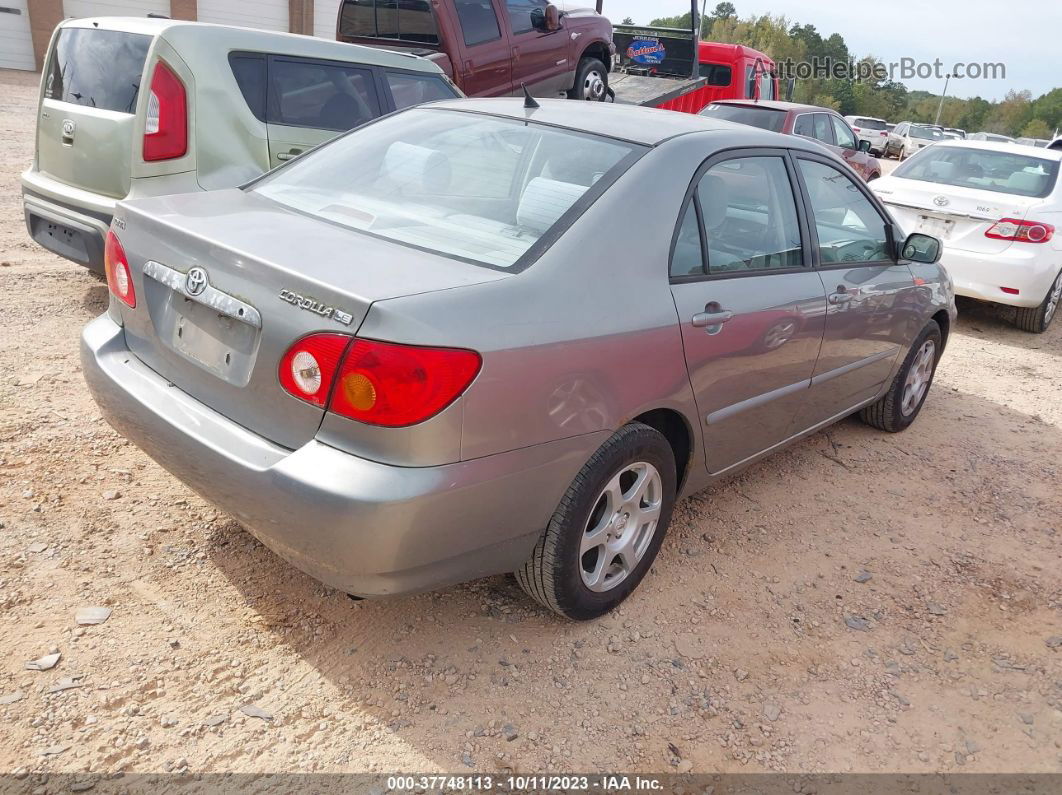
[276,149,303,161]
[691,309,734,328]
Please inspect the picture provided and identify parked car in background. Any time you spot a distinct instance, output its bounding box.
[22,17,459,272]
[700,100,881,181]
[943,127,966,139]
[884,122,944,160]
[872,141,1062,333]
[969,131,1015,143]
[845,115,890,156]
[1050,137,1062,151]
[82,99,952,619]
[1015,137,1050,148]
[942,131,963,141]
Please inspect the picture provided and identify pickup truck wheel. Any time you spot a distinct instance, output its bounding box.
[859,320,941,432]
[569,58,609,101]
[515,422,676,620]
[1014,268,1062,333]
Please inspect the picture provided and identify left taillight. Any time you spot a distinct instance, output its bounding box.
[985,218,1055,244]
[143,60,187,162]
[104,229,135,308]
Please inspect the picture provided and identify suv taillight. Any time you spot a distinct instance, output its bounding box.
[985,218,1055,244]
[104,229,135,308]
[143,60,187,162]
[279,335,481,426]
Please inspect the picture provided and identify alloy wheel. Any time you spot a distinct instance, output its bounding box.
[1044,270,1062,325]
[901,339,936,416]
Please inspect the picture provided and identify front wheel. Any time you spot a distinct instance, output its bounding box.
[568,58,609,101]
[515,422,676,620]
[860,320,942,433]
[1013,268,1062,333]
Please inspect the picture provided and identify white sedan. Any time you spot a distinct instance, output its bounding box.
[871,141,1062,332]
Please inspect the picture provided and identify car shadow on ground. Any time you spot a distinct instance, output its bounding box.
[202,381,1062,772]
[951,297,1062,357]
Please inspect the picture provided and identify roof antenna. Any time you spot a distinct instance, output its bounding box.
[522,84,540,110]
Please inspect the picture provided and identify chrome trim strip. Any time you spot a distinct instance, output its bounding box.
[706,378,811,425]
[811,347,899,387]
[143,260,262,329]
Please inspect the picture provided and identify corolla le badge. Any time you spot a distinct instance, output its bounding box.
[933,196,950,207]
[184,266,208,297]
[279,289,354,326]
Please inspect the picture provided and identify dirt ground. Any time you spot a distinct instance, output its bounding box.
[1,67,1060,777]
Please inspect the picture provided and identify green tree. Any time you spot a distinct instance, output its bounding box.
[621,16,634,25]
[1021,119,1052,139]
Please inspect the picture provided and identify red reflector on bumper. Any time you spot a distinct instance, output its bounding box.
[1000,287,1020,295]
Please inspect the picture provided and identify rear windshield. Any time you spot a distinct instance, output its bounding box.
[910,126,943,141]
[253,109,642,270]
[44,28,151,114]
[699,103,786,133]
[894,146,1060,198]
[339,0,440,44]
[853,118,886,130]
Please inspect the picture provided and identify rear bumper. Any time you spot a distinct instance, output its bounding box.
[22,185,111,271]
[939,246,1060,308]
[81,314,604,597]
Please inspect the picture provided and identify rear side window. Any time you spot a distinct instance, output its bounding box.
[385,71,460,110]
[229,53,267,121]
[699,103,785,133]
[339,0,440,45]
[698,63,732,86]
[454,0,502,46]
[813,113,834,144]
[44,27,150,114]
[269,58,381,132]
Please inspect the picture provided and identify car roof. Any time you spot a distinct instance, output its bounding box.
[422,98,833,151]
[711,99,831,114]
[58,17,444,73]
[847,114,886,122]
[926,140,1062,160]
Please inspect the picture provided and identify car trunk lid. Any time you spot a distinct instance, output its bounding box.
[36,26,153,199]
[114,188,507,450]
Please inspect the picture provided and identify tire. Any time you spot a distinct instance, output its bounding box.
[867,172,880,182]
[1013,268,1062,333]
[568,57,609,101]
[860,320,942,433]
[515,422,676,620]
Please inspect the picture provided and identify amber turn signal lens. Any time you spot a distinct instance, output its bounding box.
[341,373,377,411]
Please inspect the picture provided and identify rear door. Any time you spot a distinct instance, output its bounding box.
[670,150,827,475]
[791,153,916,430]
[36,26,152,198]
[265,55,383,166]
[449,0,512,96]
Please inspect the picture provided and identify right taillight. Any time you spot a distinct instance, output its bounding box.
[104,229,135,308]
[278,335,481,426]
[143,60,187,162]
[985,218,1055,244]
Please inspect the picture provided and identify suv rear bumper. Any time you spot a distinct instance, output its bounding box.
[81,314,604,597]
[22,170,115,271]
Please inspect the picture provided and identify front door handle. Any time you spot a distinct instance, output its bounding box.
[828,290,852,305]
[691,306,734,328]
[276,149,303,161]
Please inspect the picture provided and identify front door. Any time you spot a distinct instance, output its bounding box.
[670,151,828,475]
[504,0,569,96]
[791,154,917,431]
[265,56,382,167]
[450,0,513,97]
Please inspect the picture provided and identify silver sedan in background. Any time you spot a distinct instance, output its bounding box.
[82,100,955,620]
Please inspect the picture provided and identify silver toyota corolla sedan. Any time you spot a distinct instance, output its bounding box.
[82,99,956,620]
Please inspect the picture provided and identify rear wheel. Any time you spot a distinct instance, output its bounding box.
[860,320,941,432]
[515,422,676,620]
[1014,268,1062,333]
[569,58,609,101]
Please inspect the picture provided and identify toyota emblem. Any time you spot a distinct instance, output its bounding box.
[933,195,950,207]
[185,267,208,297]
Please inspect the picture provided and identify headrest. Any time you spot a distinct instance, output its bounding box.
[1004,171,1045,193]
[382,142,451,193]
[517,177,587,235]
[926,160,956,180]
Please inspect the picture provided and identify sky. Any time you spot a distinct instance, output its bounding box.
[601,0,1061,101]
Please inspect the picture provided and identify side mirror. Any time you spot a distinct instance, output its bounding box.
[901,232,942,264]
[858,139,871,153]
[531,4,561,32]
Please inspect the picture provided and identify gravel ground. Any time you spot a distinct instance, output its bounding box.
[1,67,1060,776]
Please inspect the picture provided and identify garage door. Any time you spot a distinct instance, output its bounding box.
[64,0,170,19]
[198,0,288,31]
[0,0,35,70]
[313,0,342,39]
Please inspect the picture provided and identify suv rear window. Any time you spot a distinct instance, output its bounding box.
[44,28,151,114]
[894,146,1060,198]
[339,0,440,45]
[853,118,886,130]
[699,103,786,133]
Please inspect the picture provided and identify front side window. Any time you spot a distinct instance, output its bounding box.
[831,116,857,150]
[506,0,549,34]
[695,156,803,274]
[338,0,440,45]
[269,59,381,132]
[893,146,1059,198]
[798,159,890,264]
[454,0,502,46]
[385,71,460,110]
[44,27,150,113]
[254,109,641,269]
